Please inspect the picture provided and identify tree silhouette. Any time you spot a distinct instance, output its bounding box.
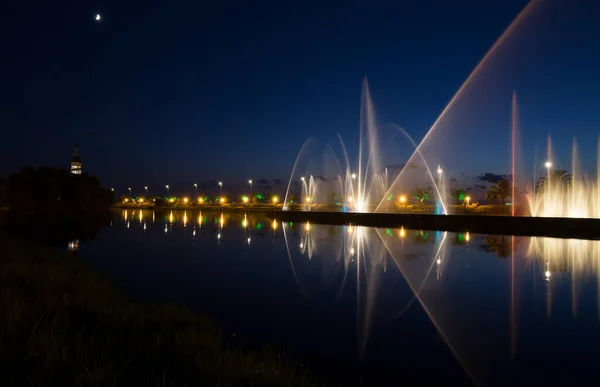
[480,235,519,258]
[536,168,572,192]
[450,188,467,205]
[486,180,512,205]
[412,187,432,204]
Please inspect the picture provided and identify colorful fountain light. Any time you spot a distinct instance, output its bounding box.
[527,137,600,218]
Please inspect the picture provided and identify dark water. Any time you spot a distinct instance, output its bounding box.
[70,209,600,386]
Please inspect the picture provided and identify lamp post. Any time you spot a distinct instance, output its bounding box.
[248,179,253,203]
[166,185,169,195]
[194,183,197,196]
[144,186,148,196]
[218,181,223,197]
[128,187,131,197]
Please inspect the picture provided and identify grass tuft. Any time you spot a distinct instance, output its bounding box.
[0,234,334,386]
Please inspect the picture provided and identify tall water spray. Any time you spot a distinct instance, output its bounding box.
[527,137,600,218]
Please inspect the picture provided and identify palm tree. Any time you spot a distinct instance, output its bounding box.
[487,180,512,205]
[536,168,572,192]
[450,188,467,205]
[412,187,431,204]
[480,235,519,258]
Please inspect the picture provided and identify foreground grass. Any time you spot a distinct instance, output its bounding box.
[0,234,331,387]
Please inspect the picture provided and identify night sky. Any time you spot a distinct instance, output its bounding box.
[2,0,600,193]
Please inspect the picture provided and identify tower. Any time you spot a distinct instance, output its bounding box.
[70,144,82,175]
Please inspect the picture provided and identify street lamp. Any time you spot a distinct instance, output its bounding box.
[128,187,131,196]
[144,186,148,196]
[166,185,169,195]
[194,183,197,196]
[465,196,471,207]
[248,179,253,204]
[218,181,223,196]
[351,173,356,180]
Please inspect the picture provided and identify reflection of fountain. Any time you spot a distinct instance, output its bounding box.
[527,237,600,318]
[527,137,600,218]
[283,222,455,362]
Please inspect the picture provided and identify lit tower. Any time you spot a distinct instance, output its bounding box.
[70,144,82,175]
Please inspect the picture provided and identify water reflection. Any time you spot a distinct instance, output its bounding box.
[89,209,600,385]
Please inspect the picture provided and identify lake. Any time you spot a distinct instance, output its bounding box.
[70,209,600,386]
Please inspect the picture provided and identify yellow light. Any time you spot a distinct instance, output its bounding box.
[272,219,277,230]
[465,196,471,204]
[219,215,224,227]
[219,197,225,204]
[347,196,354,202]
[545,161,552,169]
[139,198,144,203]
[305,222,310,231]
[169,198,174,203]
[465,232,470,242]
[124,198,129,202]
[183,211,187,227]
[305,197,311,203]
[242,196,249,203]
[183,197,189,204]
[399,195,407,203]
[272,196,279,203]
[169,211,173,224]
[399,227,406,238]
[242,216,248,228]
[198,197,204,204]
[348,225,354,234]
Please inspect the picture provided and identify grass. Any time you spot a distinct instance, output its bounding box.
[0,234,333,387]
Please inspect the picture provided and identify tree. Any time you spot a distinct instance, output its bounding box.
[536,168,572,192]
[288,194,297,204]
[412,187,431,204]
[480,236,519,258]
[487,180,512,205]
[450,188,467,205]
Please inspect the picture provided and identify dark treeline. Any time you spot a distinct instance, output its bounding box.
[2,167,116,245]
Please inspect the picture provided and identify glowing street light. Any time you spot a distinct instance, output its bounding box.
[111,188,114,192]
[272,196,279,204]
[242,196,249,204]
[399,195,407,204]
[465,196,471,207]
[183,197,189,204]
[218,181,223,196]
[166,185,169,195]
[545,161,552,169]
[95,14,101,22]
[219,197,225,204]
[305,197,312,203]
[437,165,443,175]
[198,197,204,204]
[128,187,131,195]
[351,173,356,180]
[347,196,354,203]
[194,183,197,195]
[300,176,305,181]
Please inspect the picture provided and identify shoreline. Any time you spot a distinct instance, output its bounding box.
[0,232,332,386]
[280,210,600,240]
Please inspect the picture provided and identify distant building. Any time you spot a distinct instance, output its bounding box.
[70,144,82,175]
